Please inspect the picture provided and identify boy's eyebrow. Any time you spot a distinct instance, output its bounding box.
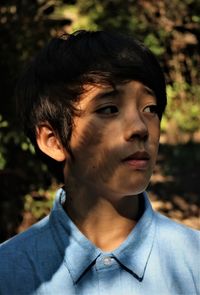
[143,85,156,96]
[90,84,156,102]
[92,88,119,101]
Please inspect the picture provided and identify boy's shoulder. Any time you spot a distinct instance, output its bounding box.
[0,188,63,255]
[155,209,199,234]
[0,214,63,294]
[154,210,200,252]
[0,188,66,262]
[0,215,50,256]
[0,215,59,289]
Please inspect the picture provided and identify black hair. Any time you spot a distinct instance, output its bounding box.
[16,30,167,182]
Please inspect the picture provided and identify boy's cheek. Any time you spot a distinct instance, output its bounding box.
[70,119,104,152]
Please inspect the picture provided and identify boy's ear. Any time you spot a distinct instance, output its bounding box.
[36,124,66,162]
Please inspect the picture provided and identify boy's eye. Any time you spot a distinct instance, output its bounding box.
[96,105,119,115]
[143,105,158,114]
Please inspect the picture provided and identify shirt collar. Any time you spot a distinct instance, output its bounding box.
[112,191,156,280]
[50,188,101,283]
[50,188,156,283]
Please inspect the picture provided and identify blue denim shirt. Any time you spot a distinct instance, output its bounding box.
[0,188,199,295]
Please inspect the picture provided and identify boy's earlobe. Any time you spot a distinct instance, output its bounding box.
[36,124,66,162]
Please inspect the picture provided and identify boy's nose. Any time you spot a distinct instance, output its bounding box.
[123,112,148,142]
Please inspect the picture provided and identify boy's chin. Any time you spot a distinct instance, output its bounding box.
[118,182,150,197]
[107,182,149,200]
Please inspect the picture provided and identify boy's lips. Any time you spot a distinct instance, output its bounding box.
[122,151,150,170]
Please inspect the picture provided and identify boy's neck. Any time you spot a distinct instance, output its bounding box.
[63,188,144,252]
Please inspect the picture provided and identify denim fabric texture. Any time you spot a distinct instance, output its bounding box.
[0,188,199,295]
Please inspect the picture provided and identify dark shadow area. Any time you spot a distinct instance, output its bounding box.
[0,169,27,242]
[148,142,200,228]
[0,144,52,243]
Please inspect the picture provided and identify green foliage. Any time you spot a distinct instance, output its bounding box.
[75,0,139,32]
[0,115,8,129]
[162,83,200,134]
[24,189,55,220]
[0,115,8,169]
[143,34,165,56]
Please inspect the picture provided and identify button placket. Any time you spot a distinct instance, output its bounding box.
[95,254,118,271]
[103,256,112,266]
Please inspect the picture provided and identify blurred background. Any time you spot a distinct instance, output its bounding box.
[0,0,199,242]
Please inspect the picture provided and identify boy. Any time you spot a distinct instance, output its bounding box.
[0,30,199,295]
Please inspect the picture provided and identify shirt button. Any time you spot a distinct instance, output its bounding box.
[103,256,112,266]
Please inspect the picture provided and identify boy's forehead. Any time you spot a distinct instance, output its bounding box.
[79,83,115,101]
[82,83,114,93]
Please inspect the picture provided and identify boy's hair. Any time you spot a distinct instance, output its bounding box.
[16,30,167,181]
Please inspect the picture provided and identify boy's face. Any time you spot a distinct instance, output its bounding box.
[65,80,160,201]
